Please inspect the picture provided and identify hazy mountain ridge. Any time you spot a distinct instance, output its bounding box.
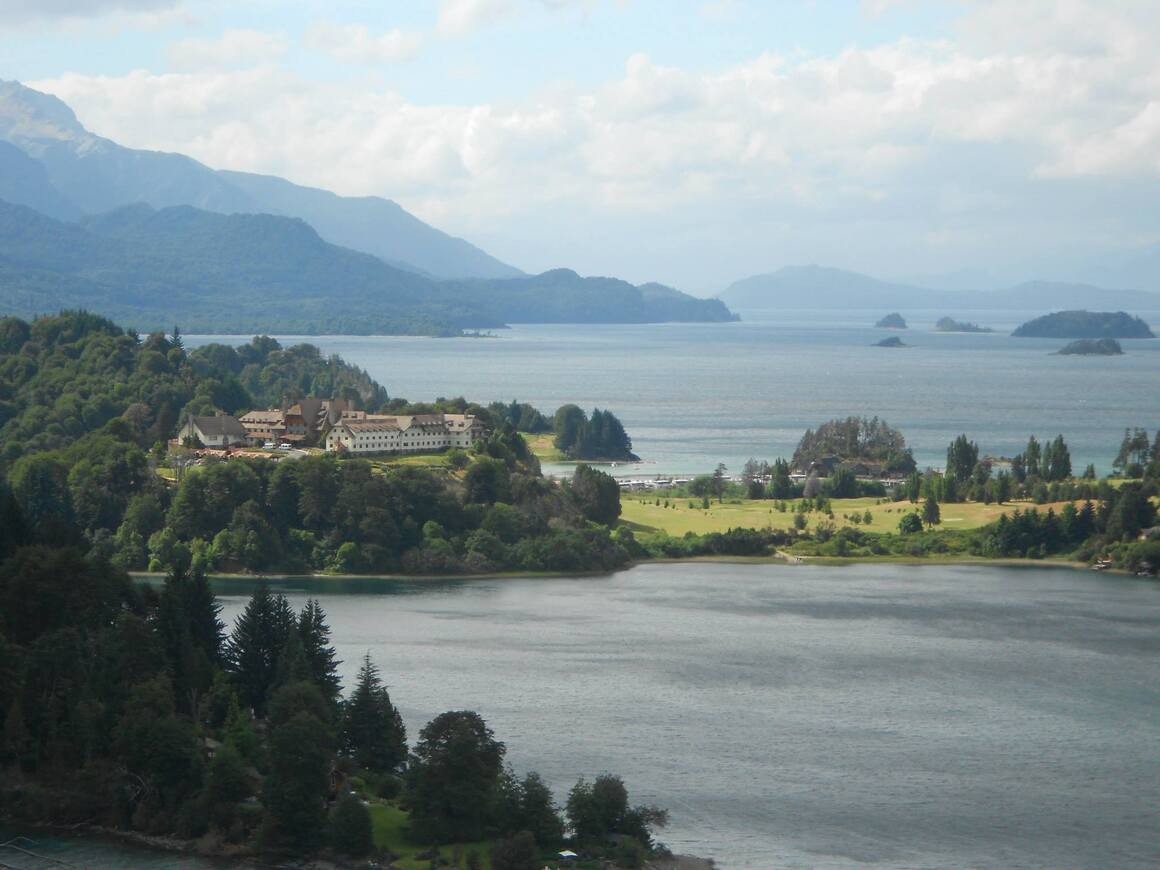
[0,198,736,334]
[0,80,519,280]
[440,269,736,324]
[720,265,1160,311]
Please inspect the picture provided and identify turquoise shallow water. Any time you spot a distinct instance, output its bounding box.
[211,562,1160,869]
[187,307,1160,478]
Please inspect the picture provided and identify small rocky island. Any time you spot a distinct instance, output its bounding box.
[1013,310,1154,338]
[1056,338,1124,355]
[874,336,908,348]
[875,312,907,329]
[936,316,993,333]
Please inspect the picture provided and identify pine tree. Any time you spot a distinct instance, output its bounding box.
[226,583,296,716]
[298,599,343,709]
[922,495,941,528]
[340,654,407,773]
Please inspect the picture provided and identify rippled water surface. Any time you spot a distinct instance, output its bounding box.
[211,562,1160,869]
[188,309,1160,477]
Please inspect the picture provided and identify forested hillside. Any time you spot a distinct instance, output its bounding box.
[0,311,633,577]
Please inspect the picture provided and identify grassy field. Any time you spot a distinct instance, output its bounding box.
[524,433,566,463]
[369,803,493,869]
[620,494,1083,537]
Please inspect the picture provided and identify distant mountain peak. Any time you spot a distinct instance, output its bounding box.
[0,79,89,149]
[0,80,523,281]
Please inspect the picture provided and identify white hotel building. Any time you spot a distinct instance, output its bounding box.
[323,413,488,455]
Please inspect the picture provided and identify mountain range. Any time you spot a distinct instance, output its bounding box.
[0,81,734,334]
[0,198,734,334]
[0,80,518,280]
[720,265,1160,312]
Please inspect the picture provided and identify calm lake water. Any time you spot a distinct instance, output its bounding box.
[211,562,1160,869]
[187,308,1160,478]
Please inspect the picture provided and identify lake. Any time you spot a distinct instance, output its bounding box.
[187,308,1160,478]
[215,562,1160,869]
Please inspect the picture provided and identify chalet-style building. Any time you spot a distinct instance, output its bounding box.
[179,414,249,448]
[324,413,488,455]
[238,397,353,447]
[237,409,287,445]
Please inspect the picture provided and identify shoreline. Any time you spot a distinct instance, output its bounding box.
[130,553,1120,586]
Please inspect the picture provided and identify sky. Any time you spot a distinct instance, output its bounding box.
[3,0,1160,292]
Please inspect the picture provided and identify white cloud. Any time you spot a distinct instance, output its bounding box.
[434,0,606,37]
[304,21,423,65]
[436,0,517,37]
[167,29,288,71]
[26,0,1160,285]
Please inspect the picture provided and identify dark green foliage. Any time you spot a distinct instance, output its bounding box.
[463,457,513,504]
[792,417,916,475]
[899,513,924,534]
[329,793,374,857]
[501,772,564,848]
[569,464,622,525]
[922,496,941,528]
[490,830,540,870]
[553,406,637,461]
[0,545,133,645]
[341,654,407,773]
[487,400,552,433]
[225,583,295,716]
[946,435,979,485]
[405,710,506,842]
[1012,310,1154,339]
[566,774,668,851]
[261,710,333,854]
[297,599,342,710]
[204,740,250,826]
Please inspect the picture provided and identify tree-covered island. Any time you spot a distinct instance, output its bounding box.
[875,312,907,329]
[935,317,992,333]
[1055,338,1124,355]
[1012,310,1154,339]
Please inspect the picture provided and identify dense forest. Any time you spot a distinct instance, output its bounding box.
[0,551,668,866]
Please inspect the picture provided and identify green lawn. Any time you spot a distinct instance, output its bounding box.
[369,803,493,870]
[621,494,1086,537]
[524,433,566,463]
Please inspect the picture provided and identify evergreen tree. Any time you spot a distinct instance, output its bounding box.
[341,654,407,773]
[946,435,979,484]
[1025,436,1042,478]
[1047,434,1072,481]
[995,472,1012,505]
[262,710,333,854]
[225,583,295,716]
[922,495,941,528]
[329,793,374,857]
[298,599,342,710]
